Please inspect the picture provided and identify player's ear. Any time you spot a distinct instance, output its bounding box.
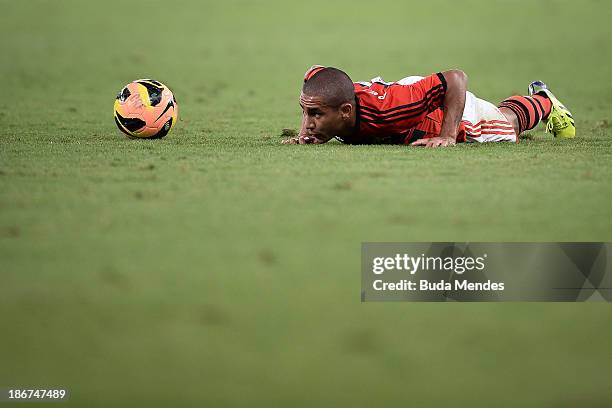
[340,102,353,119]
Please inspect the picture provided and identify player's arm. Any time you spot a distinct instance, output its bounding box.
[438,70,467,144]
[411,69,467,147]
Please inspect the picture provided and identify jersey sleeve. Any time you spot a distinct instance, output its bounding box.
[358,73,447,130]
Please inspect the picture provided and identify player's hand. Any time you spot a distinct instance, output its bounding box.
[281,135,317,144]
[281,137,299,144]
[410,136,456,148]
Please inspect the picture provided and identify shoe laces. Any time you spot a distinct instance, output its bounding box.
[545,107,571,134]
[544,119,554,133]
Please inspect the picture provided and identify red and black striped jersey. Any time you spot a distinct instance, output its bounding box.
[303,66,450,144]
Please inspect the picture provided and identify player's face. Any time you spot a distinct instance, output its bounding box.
[300,93,346,143]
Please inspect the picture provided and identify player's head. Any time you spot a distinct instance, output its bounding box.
[300,67,356,143]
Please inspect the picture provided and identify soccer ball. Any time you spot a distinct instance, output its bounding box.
[113,79,178,139]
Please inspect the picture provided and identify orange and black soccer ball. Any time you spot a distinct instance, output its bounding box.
[113,79,178,139]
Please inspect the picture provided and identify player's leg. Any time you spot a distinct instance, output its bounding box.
[498,107,521,136]
[460,91,517,143]
[498,93,552,137]
[498,81,575,138]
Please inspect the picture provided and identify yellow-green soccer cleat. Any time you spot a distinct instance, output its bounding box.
[528,80,576,138]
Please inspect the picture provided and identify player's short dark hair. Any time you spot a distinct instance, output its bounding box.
[302,67,355,108]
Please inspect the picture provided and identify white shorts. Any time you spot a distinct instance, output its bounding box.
[396,76,517,143]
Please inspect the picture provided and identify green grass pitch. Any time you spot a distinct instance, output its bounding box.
[1,0,611,406]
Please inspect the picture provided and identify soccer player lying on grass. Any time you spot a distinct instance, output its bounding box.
[282,66,575,147]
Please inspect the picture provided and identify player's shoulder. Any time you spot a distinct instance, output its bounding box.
[354,81,386,110]
[353,77,416,112]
